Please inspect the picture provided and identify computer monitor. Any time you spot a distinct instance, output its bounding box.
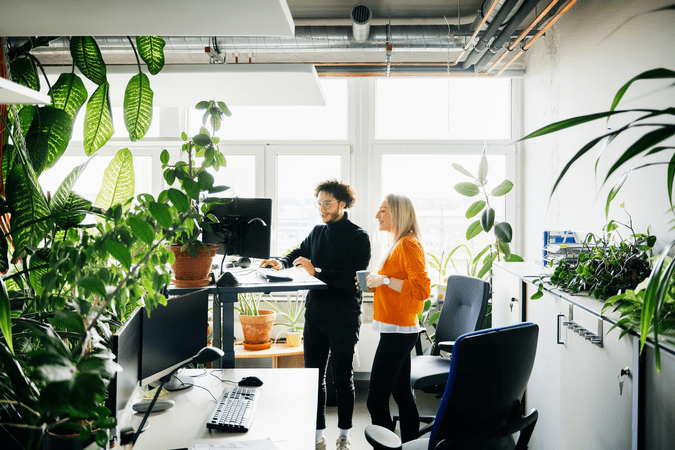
[140,289,209,391]
[107,306,143,417]
[201,197,272,260]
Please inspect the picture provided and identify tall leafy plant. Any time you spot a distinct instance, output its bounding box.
[519,68,675,371]
[452,153,523,279]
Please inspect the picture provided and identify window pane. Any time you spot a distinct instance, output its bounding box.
[376,78,511,140]
[275,155,341,255]
[381,154,506,273]
[71,107,161,140]
[39,155,153,204]
[188,79,348,140]
[204,154,256,198]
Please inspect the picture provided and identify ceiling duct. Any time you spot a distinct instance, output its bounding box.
[350,5,372,43]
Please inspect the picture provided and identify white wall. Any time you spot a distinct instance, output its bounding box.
[521,0,675,261]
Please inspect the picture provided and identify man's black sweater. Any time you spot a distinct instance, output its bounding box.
[279,212,371,328]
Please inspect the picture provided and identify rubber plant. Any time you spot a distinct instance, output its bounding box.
[519,67,675,371]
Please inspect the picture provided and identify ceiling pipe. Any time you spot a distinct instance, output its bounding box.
[461,0,524,70]
[351,5,372,43]
[494,0,578,76]
[447,0,502,67]
[474,0,544,71]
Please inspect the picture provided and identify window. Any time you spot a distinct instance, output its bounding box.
[204,154,257,198]
[188,79,348,140]
[39,155,153,204]
[380,153,508,271]
[274,154,343,255]
[375,78,511,140]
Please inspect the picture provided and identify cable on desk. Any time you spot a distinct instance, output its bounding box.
[209,369,239,384]
[188,368,208,378]
[191,384,218,402]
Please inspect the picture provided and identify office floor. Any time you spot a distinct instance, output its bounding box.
[323,384,441,449]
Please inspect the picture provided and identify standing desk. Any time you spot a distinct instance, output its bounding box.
[129,368,318,450]
[168,269,326,368]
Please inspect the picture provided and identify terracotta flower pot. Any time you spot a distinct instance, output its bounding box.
[167,244,218,287]
[239,309,276,346]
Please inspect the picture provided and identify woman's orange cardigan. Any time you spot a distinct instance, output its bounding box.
[373,234,431,327]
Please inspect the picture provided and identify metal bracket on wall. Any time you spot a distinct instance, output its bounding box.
[562,304,603,347]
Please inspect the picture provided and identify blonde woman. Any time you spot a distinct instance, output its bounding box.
[360,194,431,442]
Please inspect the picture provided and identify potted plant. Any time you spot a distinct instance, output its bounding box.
[159,100,232,288]
[519,67,675,371]
[264,292,306,347]
[235,293,276,349]
[0,35,172,450]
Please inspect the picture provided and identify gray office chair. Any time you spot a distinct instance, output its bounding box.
[366,323,540,450]
[410,274,490,392]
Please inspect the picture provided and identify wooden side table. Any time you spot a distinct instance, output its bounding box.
[234,339,304,368]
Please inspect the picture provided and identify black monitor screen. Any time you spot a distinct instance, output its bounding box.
[107,307,142,416]
[140,289,209,387]
[201,197,272,259]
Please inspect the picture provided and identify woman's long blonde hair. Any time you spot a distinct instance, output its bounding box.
[381,194,422,264]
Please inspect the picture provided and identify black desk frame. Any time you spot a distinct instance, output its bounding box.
[168,277,326,368]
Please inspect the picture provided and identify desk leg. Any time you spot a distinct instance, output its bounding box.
[217,291,236,368]
[212,293,221,367]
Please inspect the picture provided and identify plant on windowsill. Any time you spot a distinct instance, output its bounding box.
[235,293,276,349]
[264,291,306,347]
[519,67,675,371]
[160,100,232,288]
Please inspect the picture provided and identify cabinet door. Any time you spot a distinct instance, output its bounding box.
[492,265,523,327]
[559,309,633,450]
[525,286,563,450]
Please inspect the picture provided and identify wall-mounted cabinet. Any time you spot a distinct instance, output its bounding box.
[493,262,674,450]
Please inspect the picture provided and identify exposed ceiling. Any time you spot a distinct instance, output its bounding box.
[3,1,576,78]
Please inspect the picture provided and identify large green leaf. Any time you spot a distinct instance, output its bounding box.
[477,155,488,185]
[84,82,114,155]
[610,68,675,113]
[491,179,514,197]
[7,164,51,257]
[55,194,92,230]
[106,240,132,270]
[0,278,13,354]
[454,182,480,197]
[465,200,486,218]
[70,36,107,86]
[605,125,675,182]
[124,72,154,141]
[49,73,88,122]
[136,36,166,75]
[128,215,155,246]
[9,56,39,91]
[50,158,92,214]
[494,222,513,243]
[481,207,495,232]
[466,220,482,240]
[94,148,135,211]
[24,106,73,174]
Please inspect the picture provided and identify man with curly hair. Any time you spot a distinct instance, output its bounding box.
[261,179,371,450]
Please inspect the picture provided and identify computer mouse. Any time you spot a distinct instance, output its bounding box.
[238,376,264,387]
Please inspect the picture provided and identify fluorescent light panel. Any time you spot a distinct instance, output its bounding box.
[44,64,327,107]
[0,0,294,37]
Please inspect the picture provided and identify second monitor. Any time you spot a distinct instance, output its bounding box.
[201,197,272,260]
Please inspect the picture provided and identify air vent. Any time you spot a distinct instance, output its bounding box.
[350,4,372,43]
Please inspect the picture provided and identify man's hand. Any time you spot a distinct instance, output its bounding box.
[259,259,282,270]
[292,257,316,276]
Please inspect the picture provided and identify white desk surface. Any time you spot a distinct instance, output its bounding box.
[128,368,318,450]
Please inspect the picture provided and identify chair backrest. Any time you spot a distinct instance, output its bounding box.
[433,275,490,355]
[428,322,539,450]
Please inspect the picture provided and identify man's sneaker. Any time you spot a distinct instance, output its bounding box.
[315,437,327,450]
[336,436,351,450]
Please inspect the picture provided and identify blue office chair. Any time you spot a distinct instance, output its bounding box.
[365,323,540,450]
[410,275,490,393]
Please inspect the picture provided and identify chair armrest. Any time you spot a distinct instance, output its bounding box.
[437,341,455,353]
[364,425,402,450]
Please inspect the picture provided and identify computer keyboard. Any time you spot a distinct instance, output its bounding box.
[207,387,259,432]
[255,267,293,282]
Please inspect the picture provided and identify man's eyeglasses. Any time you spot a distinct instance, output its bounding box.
[314,200,336,209]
